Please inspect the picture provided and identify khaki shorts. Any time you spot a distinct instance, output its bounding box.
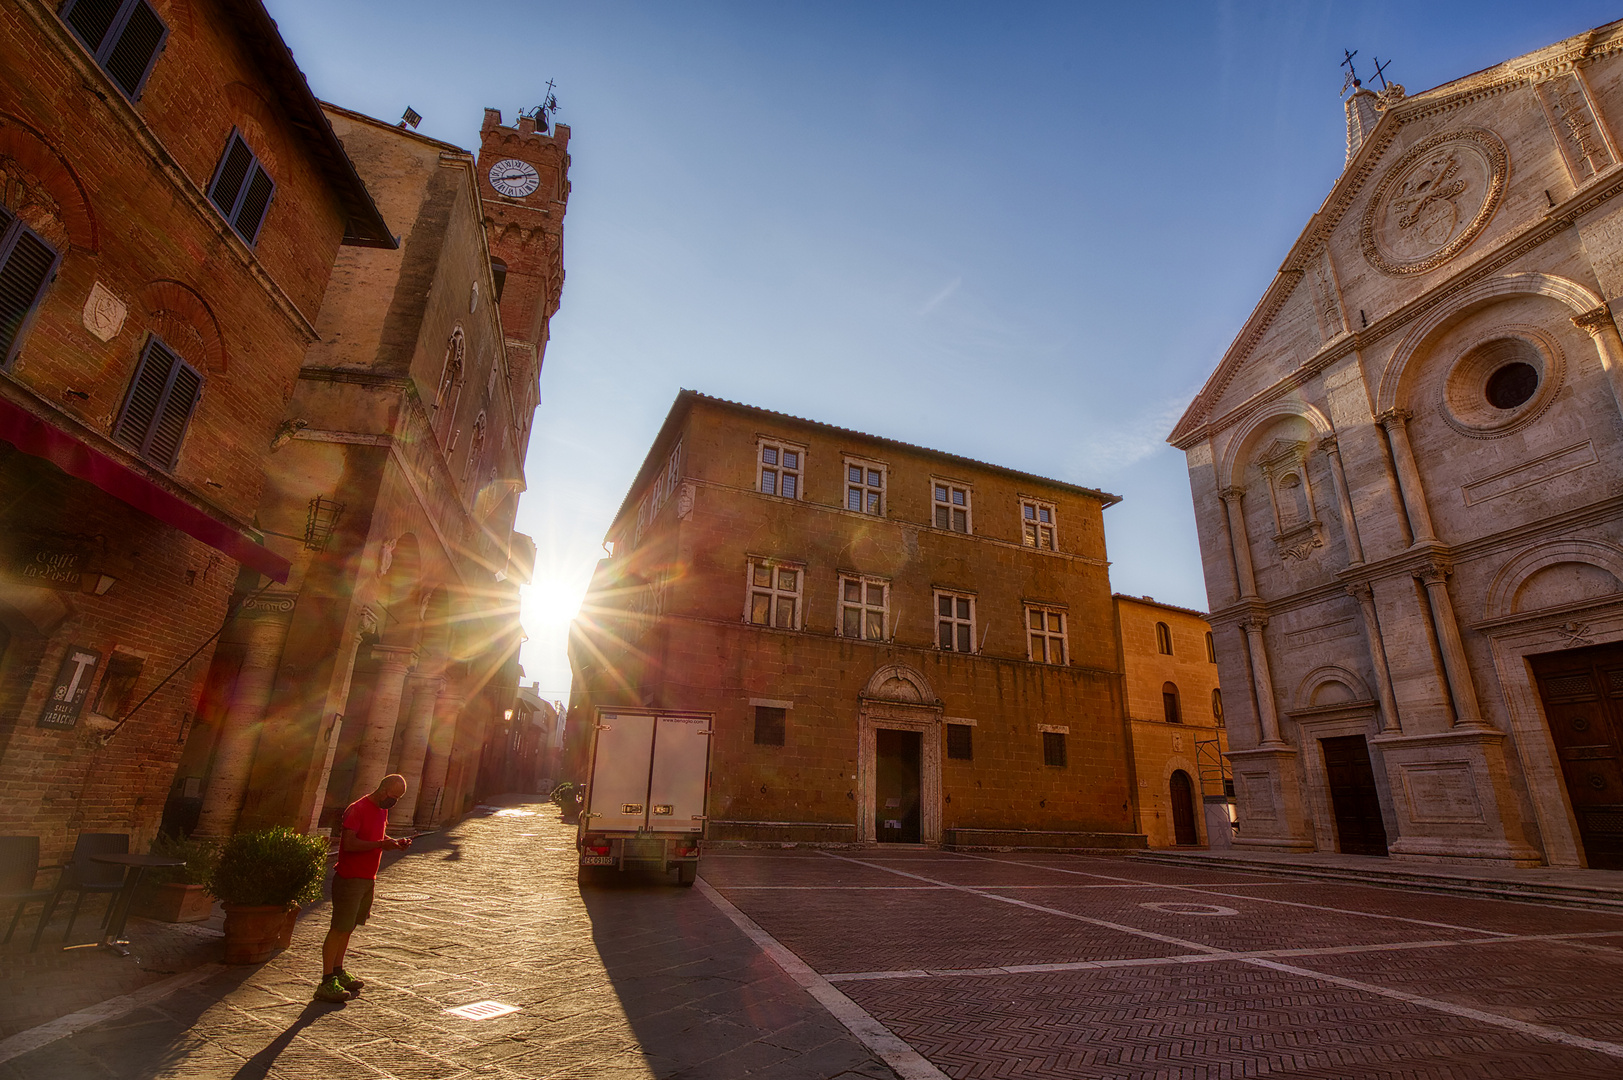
[330,876,375,933]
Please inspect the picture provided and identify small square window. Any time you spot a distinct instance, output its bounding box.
[946,723,973,760]
[933,483,971,533]
[754,706,786,746]
[845,460,885,515]
[1042,731,1067,767]
[1021,500,1057,550]
[93,652,144,719]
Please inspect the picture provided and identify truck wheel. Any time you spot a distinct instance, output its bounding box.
[677,863,696,887]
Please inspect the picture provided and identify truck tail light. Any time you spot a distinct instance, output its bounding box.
[589,845,611,855]
[676,846,699,858]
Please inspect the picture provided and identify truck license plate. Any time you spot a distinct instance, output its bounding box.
[580,856,614,866]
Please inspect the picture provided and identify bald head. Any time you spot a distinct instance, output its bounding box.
[375,774,407,798]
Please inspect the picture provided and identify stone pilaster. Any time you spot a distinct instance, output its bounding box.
[1240,614,1285,747]
[417,685,466,826]
[1377,409,1437,545]
[351,646,417,800]
[1319,436,1365,565]
[392,674,443,828]
[1571,304,1623,420]
[1417,561,1488,728]
[1346,582,1402,733]
[1219,487,1259,599]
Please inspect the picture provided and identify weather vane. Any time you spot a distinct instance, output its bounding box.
[521,80,561,131]
[1340,48,1360,96]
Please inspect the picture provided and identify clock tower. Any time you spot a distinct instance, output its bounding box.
[475,107,571,432]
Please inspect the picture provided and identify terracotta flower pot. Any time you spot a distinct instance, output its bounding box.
[137,882,215,923]
[221,904,298,964]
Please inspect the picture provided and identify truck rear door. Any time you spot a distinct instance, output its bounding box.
[647,714,710,832]
[589,711,656,830]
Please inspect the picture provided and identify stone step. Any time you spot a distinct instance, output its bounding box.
[1133,849,1623,912]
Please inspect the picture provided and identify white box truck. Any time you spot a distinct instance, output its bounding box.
[577,708,711,886]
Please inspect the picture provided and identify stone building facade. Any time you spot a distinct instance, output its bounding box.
[0,0,391,862]
[567,391,1142,851]
[1114,595,1230,848]
[1170,23,1623,869]
[174,106,569,837]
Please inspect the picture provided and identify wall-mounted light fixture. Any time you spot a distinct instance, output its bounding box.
[93,574,117,595]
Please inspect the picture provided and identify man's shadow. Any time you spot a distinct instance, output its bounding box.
[229,1001,334,1080]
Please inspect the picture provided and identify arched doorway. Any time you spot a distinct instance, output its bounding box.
[857,665,943,845]
[1170,770,1199,845]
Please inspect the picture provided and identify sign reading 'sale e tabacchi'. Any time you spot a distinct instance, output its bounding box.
[37,646,101,729]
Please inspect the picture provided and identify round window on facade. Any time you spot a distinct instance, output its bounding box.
[1439,330,1561,437]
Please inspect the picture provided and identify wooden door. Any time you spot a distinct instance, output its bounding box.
[875,729,921,843]
[1530,643,1623,870]
[1170,770,1199,845]
[1321,735,1389,857]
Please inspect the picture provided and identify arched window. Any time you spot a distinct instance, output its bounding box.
[464,411,487,483]
[1155,622,1173,655]
[1206,630,1216,663]
[490,258,508,302]
[1162,681,1181,724]
[1211,687,1223,726]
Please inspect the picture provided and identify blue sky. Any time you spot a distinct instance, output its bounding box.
[266,0,1622,702]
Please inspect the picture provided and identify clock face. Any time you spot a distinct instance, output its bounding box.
[489,158,540,198]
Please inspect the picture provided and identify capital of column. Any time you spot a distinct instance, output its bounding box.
[1219,485,1246,504]
[1571,304,1617,337]
[371,645,418,672]
[1317,435,1341,456]
[1417,559,1453,587]
[1239,613,1269,633]
[410,672,447,692]
[1345,581,1374,602]
[1376,408,1412,430]
[240,592,298,619]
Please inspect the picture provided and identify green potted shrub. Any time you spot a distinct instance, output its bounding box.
[207,827,328,964]
[135,835,218,923]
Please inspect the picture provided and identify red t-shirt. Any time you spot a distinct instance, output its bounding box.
[336,795,389,879]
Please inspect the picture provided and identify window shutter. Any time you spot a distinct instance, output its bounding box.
[114,340,173,452]
[63,0,124,52]
[209,136,253,220]
[234,165,275,243]
[0,224,61,366]
[114,338,202,469]
[147,360,201,469]
[102,0,168,99]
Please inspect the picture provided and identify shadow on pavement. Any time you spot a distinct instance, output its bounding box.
[229,1001,331,1080]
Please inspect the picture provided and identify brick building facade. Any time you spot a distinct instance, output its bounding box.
[0,0,391,862]
[1114,595,1230,848]
[173,105,570,837]
[568,392,1142,851]
[1171,22,1623,868]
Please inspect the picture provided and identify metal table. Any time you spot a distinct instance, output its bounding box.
[90,853,186,955]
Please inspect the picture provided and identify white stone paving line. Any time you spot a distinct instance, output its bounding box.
[694,877,949,1080]
[821,851,1623,1061]
[0,963,224,1066]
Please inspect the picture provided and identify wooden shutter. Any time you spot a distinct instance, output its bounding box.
[114,338,202,470]
[62,0,168,100]
[0,214,62,367]
[207,133,275,245]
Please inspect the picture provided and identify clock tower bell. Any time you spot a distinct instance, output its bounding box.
[474,107,571,429]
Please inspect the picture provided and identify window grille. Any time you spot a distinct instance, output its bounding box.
[1021,501,1056,549]
[0,205,60,367]
[933,483,970,533]
[113,337,202,470]
[759,441,800,498]
[845,462,884,515]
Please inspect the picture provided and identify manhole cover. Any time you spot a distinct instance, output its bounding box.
[445,1000,520,1020]
[1137,901,1238,916]
[378,892,431,902]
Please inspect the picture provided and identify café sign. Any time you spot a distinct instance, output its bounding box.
[5,542,84,589]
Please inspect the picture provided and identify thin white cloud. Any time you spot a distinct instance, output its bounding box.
[918,276,962,315]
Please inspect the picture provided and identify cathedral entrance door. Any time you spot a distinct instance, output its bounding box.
[1170,770,1199,845]
[1530,643,1623,870]
[1321,735,1388,856]
[875,729,922,844]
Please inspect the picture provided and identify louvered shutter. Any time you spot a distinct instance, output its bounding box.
[102,0,167,99]
[114,338,202,469]
[0,220,61,367]
[234,165,275,244]
[209,135,253,220]
[63,0,124,52]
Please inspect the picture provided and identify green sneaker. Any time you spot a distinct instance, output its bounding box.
[334,968,365,993]
[313,975,351,1003]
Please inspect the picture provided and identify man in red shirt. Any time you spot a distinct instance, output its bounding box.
[315,773,412,1003]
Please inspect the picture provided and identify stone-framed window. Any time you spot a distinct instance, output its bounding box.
[935,590,976,653]
[932,481,972,533]
[844,459,886,516]
[1041,726,1069,767]
[758,439,803,499]
[1025,605,1067,665]
[1021,500,1057,550]
[946,722,973,760]
[745,558,802,630]
[753,706,786,746]
[1156,621,1174,655]
[839,574,889,640]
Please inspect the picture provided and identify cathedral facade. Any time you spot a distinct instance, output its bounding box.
[1171,24,1623,869]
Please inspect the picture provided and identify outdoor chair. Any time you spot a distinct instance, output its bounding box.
[31,832,128,950]
[1,836,57,946]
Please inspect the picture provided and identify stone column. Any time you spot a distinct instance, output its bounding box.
[1240,615,1285,747]
[1417,561,1488,728]
[1346,582,1402,733]
[1377,409,1437,545]
[1219,487,1260,599]
[416,685,466,826]
[194,596,295,838]
[350,646,417,800]
[1573,305,1623,419]
[391,673,443,828]
[1319,437,1365,565]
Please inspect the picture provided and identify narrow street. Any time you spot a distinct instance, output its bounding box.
[7,800,1623,1078]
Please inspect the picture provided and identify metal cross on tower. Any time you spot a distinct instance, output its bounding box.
[1340,48,1360,96]
[1371,56,1393,91]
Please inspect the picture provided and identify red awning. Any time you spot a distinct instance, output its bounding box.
[0,396,290,583]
